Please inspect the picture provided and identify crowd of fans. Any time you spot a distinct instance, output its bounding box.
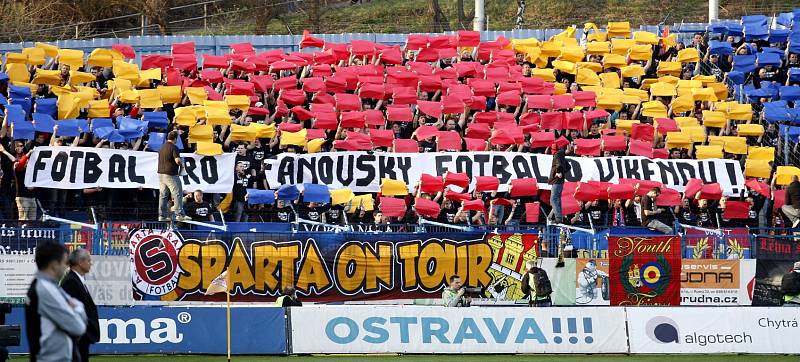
[1,16,800,233]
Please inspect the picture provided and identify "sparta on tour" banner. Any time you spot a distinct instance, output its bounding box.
[263,152,745,195]
[24,146,236,193]
[608,235,681,306]
[128,229,543,303]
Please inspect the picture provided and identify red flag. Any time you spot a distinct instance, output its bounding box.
[230,60,255,72]
[457,30,481,47]
[629,139,653,157]
[585,109,610,120]
[300,30,325,49]
[369,129,394,148]
[230,42,255,55]
[527,95,553,109]
[441,95,465,114]
[552,95,575,109]
[656,188,682,206]
[490,129,517,145]
[525,202,541,223]
[414,125,439,140]
[631,123,655,142]
[172,41,195,54]
[444,172,469,189]
[655,118,679,133]
[414,197,441,218]
[313,112,338,130]
[142,54,172,70]
[420,174,445,194]
[359,83,386,99]
[280,89,306,105]
[393,139,418,153]
[462,199,486,214]
[340,111,366,128]
[417,101,443,119]
[474,111,497,125]
[530,132,556,148]
[200,69,224,83]
[475,176,500,192]
[466,123,491,139]
[602,135,627,152]
[745,179,771,197]
[723,201,750,219]
[112,44,135,59]
[575,138,601,156]
[496,90,521,107]
[445,189,471,202]
[652,148,669,159]
[572,91,596,107]
[172,53,197,71]
[437,131,462,151]
[464,138,486,151]
[335,93,361,111]
[563,111,586,130]
[380,197,407,217]
[306,128,326,140]
[290,106,314,121]
[251,75,274,92]
[574,182,602,202]
[540,112,564,130]
[608,184,635,199]
[510,178,539,197]
[561,182,581,215]
[773,190,785,210]
[387,106,412,122]
[278,122,303,132]
[302,77,326,93]
[684,178,704,198]
[698,183,723,200]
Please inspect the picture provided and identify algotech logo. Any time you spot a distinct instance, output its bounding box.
[645,316,680,344]
[99,312,191,344]
[129,229,183,296]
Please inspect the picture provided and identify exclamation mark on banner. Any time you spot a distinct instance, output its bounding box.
[567,318,578,344]
[552,318,563,344]
[583,317,594,344]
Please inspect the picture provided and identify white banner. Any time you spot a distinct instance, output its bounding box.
[265,152,745,195]
[680,259,755,306]
[627,307,800,354]
[0,254,36,303]
[85,256,133,305]
[24,146,236,193]
[290,306,628,353]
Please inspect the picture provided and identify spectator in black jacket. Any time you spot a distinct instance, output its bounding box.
[61,249,99,362]
[782,175,800,228]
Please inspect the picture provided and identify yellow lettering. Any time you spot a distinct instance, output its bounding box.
[363,243,392,292]
[296,242,332,294]
[467,243,493,287]
[201,243,227,289]
[418,242,455,290]
[396,243,419,289]
[336,244,366,293]
[228,240,255,291]
[177,242,201,291]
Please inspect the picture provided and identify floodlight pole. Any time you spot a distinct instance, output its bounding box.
[473,0,485,31]
[708,0,719,22]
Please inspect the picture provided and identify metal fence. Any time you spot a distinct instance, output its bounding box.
[1,224,789,260]
[0,23,711,62]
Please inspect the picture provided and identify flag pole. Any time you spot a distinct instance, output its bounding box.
[226,272,231,362]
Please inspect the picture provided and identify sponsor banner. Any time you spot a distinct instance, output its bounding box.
[130,229,555,303]
[289,306,628,353]
[575,258,610,305]
[609,236,682,305]
[265,152,745,195]
[7,305,287,354]
[86,256,133,305]
[752,259,795,306]
[24,146,236,193]
[627,307,800,353]
[756,236,800,261]
[683,228,751,259]
[680,259,755,306]
[0,254,36,304]
[0,222,62,254]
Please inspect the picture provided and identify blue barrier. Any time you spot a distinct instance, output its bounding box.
[6,305,287,355]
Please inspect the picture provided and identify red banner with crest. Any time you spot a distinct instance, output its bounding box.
[609,235,681,305]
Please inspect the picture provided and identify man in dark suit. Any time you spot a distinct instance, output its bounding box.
[60,249,99,362]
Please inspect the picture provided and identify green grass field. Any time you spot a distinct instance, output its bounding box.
[9,355,799,362]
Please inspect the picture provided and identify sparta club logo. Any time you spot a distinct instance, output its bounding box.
[130,229,183,296]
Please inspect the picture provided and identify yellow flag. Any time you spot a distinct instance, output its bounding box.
[87,100,110,118]
[186,87,208,105]
[381,178,408,196]
[69,70,95,85]
[670,95,695,113]
[650,82,677,97]
[230,124,257,142]
[695,145,723,159]
[552,60,576,75]
[348,194,374,213]
[691,87,717,101]
[58,49,84,69]
[600,72,620,89]
[748,146,774,161]
[35,42,59,58]
[722,136,747,154]
[745,159,772,178]
[665,132,692,148]
[224,95,250,111]
[629,44,652,61]
[607,21,631,37]
[727,103,752,120]
[681,125,706,143]
[586,41,610,55]
[196,142,223,156]
[158,85,182,104]
[776,166,800,185]
[621,64,645,78]
[6,63,30,83]
[632,31,658,45]
[32,69,62,85]
[675,116,698,127]
[5,53,27,64]
[576,68,601,86]
[88,48,115,68]
[140,68,162,81]
[280,129,308,146]
[189,124,214,144]
[596,94,623,111]
[138,89,163,109]
[251,123,276,139]
[530,68,555,82]
[57,95,81,120]
[702,110,727,128]
[174,106,200,126]
[113,60,140,82]
[657,61,681,76]
[610,38,635,56]
[737,124,764,137]
[641,101,667,118]
[22,47,46,66]
[205,106,231,126]
[558,46,584,63]
[330,188,355,205]
[602,54,627,69]
[307,138,325,153]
